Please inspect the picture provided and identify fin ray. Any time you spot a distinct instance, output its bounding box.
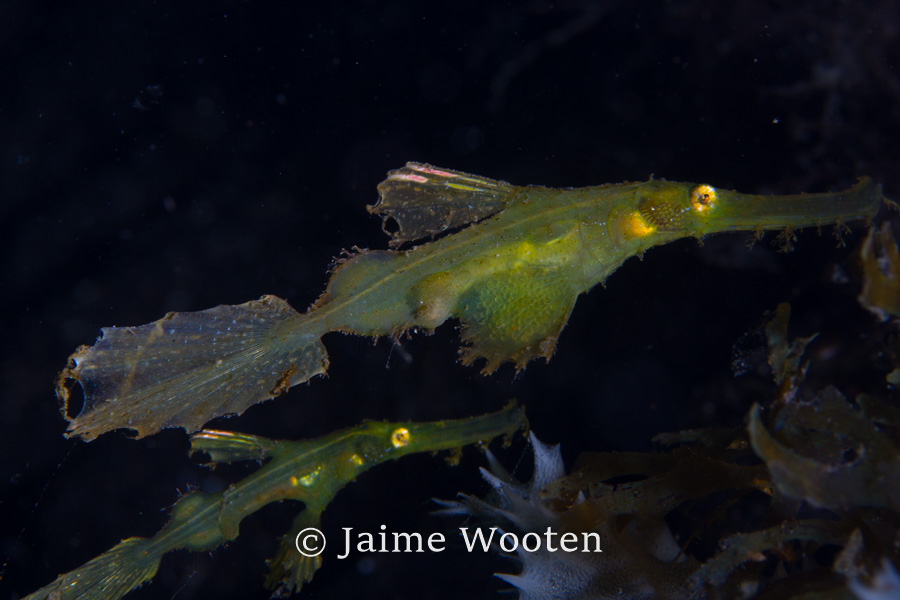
[369,162,516,246]
[22,537,160,600]
[58,295,327,440]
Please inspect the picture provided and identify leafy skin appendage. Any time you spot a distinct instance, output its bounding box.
[58,165,883,440]
[859,222,900,321]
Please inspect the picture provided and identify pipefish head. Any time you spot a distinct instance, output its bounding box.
[637,176,883,237]
[352,403,526,463]
[636,180,719,232]
[608,180,719,244]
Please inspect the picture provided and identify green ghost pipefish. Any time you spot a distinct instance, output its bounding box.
[57,163,883,440]
[24,402,526,599]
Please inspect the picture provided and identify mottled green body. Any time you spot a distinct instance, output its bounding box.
[24,404,525,599]
[318,174,881,358]
[58,164,882,440]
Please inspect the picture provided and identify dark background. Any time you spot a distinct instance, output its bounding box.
[3,1,899,598]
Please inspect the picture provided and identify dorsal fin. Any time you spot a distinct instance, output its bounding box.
[368,162,516,247]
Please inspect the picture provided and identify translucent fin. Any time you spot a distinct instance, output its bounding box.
[23,537,160,600]
[190,429,278,464]
[58,295,328,441]
[369,162,516,247]
[265,510,324,594]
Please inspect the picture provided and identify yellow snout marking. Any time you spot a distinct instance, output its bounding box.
[608,206,656,244]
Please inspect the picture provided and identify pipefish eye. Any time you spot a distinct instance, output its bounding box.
[689,184,717,212]
[390,427,411,448]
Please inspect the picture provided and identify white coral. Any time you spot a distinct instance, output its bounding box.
[438,433,633,599]
[849,558,900,600]
[438,432,699,600]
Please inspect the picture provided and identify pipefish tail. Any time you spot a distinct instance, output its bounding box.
[57,163,883,440]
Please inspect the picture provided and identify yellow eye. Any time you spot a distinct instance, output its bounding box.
[390,427,411,448]
[689,184,717,212]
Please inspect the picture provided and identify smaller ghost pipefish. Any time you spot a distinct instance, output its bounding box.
[57,165,883,441]
[22,402,526,600]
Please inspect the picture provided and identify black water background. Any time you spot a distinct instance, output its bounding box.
[3,2,900,598]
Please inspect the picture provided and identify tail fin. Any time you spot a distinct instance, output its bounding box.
[58,295,328,441]
[23,537,160,600]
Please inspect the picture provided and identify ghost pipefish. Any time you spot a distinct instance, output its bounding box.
[23,402,526,599]
[57,163,883,440]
